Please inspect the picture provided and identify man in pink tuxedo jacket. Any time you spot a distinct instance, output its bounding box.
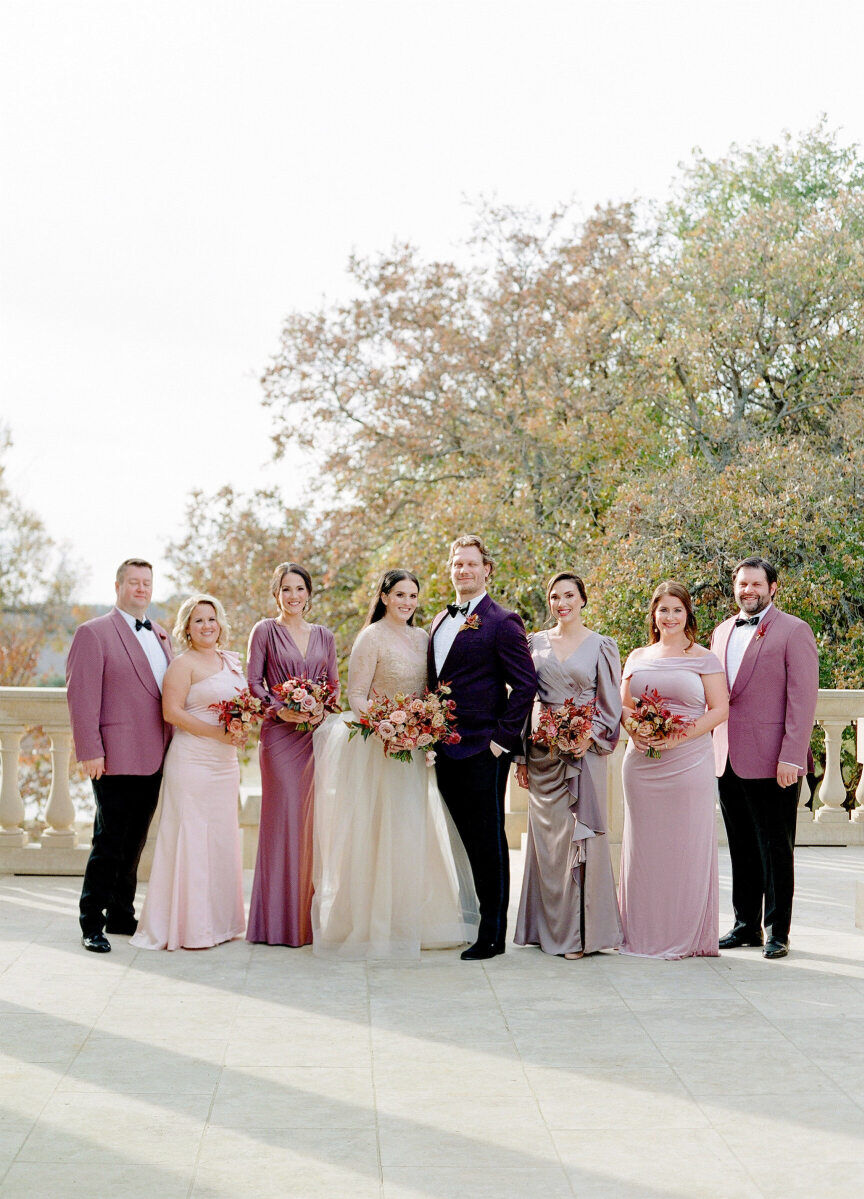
[66,559,172,953]
[710,557,819,959]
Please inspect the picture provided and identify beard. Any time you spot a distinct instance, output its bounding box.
[737,594,771,615]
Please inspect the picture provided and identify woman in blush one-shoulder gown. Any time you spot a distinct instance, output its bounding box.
[246,562,339,947]
[311,569,478,960]
[132,594,245,951]
[618,581,729,960]
[515,572,623,958]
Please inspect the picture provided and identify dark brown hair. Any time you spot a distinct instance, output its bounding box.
[546,571,587,609]
[270,562,313,611]
[732,556,778,587]
[363,569,420,628]
[648,580,698,647]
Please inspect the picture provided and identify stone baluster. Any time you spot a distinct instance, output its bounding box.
[814,717,851,823]
[40,728,78,846]
[796,771,814,833]
[0,729,26,847]
[852,718,864,824]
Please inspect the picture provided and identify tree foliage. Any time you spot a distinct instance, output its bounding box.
[174,125,864,685]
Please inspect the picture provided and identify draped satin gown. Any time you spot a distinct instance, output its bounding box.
[131,652,246,951]
[515,631,623,956]
[246,620,339,947]
[619,652,723,959]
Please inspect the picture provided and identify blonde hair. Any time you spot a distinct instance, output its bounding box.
[447,534,495,578]
[173,594,231,648]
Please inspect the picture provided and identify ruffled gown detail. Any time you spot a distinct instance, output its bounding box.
[131,653,246,951]
[618,652,723,959]
[311,621,479,959]
[515,631,623,955]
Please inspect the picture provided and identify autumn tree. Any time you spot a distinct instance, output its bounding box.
[0,424,79,684]
[174,125,864,685]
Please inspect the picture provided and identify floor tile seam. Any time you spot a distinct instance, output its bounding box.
[364,963,385,1193]
[4,937,132,1179]
[630,1006,780,1199]
[484,961,580,1198]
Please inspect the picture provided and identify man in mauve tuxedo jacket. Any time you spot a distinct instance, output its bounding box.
[428,534,537,960]
[710,556,819,960]
[66,558,172,952]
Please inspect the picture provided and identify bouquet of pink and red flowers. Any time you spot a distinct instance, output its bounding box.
[346,684,461,765]
[209,688,267,747]
[530,699,597,759]
[623,686,695,758]
[272,675,342,732]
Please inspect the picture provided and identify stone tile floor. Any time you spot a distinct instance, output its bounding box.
[1,847,863,1198]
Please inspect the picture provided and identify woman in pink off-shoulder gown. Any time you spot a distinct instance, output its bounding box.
[246,563,339,947]
[132,595,245,951]
[618,581,729,960]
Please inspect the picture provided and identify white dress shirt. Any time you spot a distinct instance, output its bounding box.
[116,607,168,693]
[432,592,506,755]
[725,602,772,687]
[433,592,486,677]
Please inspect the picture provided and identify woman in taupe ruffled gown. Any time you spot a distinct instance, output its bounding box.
[515,572,623,958]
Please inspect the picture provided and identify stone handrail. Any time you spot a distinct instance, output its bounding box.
[1,685,864,875]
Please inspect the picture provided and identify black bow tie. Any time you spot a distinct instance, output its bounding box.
[447,602,470,619]
[734,616,760,628]
[135,618,152,632]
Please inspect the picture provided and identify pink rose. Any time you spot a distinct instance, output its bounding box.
[292,688,306,703]
[377,720,396,740]
[300,693,317,711]
[229,718,243,734]
[425,750,437,767]
[391,709,407,725]
[417,733,433,747]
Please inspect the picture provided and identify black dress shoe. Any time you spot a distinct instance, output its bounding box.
[105,919,138,936]
[763,938,789,959]
[460,940,505,961]
[81,932,111,953]
[719,928,764,950]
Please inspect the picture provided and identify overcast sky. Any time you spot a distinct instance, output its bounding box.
[2,0,863,602]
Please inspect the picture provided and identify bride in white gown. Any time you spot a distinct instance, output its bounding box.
[311,569,479,959]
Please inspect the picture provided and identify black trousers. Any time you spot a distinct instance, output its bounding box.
[718,762,800,943]
[435,748,510,945]
[79,772,162,935]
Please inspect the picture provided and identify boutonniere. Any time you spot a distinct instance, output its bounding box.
[461,614,481,632]
[756,625,766,639]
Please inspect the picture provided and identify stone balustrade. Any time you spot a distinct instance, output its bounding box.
[1,685,863,876]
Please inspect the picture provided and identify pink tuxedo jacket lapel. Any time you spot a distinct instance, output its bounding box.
[728,607,778,700]
[110,609,163,700]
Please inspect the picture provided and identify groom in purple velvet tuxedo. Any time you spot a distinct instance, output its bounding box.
[429,534,537,960]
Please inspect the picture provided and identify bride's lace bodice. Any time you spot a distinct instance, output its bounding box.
[347,621,429,712]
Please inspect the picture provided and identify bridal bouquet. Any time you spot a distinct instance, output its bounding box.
[209,688,267,747]
[531,699,597,759]
[346,685,461,765]
[623,687,694,758]
[272,675,342,732]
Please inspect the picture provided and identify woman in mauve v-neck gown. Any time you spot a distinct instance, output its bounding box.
[246,564,339,947]
[515,572,623,958]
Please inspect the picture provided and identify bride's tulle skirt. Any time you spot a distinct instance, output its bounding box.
[311,712,479,959]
